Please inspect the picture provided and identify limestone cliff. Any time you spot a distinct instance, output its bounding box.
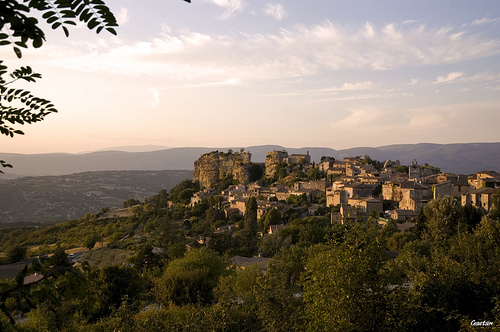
[265,150,288,177]
[193,151,254,188]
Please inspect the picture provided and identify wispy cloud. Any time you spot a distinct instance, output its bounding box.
[435,72,464,84]
[329,107,400,129]
[464,17,500,27]
[205,0,248,20]
[28,20,500,85]
[321,81,377,92]
[327,101,500,146]
[116,7,130,26]
[263,4,287,21]
[182,78,241,88]
[148,88,160,107]
[432,71,500,85]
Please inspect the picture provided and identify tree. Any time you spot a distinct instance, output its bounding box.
[263,207,281,232]
[92,265,145,317]
[154,248,226,306]
[244,197,258,236]
[5,245,26,263]
[123,198,141,208]
[306,167,320,180]
[302,225,390,331]
[128,245,163,272]
[256,245,309,331]
[421,196,465,242]
[84,232,99,250]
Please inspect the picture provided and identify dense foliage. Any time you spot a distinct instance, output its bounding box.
[0,183,497,331]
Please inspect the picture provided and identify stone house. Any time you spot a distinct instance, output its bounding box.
[269,224,287,235]
[190,188,218,207]
[229,199,247,215]
[427,173,471,199]
[326,161,348,177]
[285,151,311,165]
[326,189,349,207]
[331,211,342,223]
[340,204,365,223]
[389,209,418,222]
[347,197,384,215]
[344,182,376,198]
[468,171,500,190]
[382,179,431,202]
[462,187,500,214]
[293,179,332,193]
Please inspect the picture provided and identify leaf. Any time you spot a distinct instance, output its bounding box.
[14,42,28,48]
[106,27,117,36]
[14,47,22,59]
[33,36,43,48]
[47,16,59,24]
[87,18,99,29]
[42,11,56,19]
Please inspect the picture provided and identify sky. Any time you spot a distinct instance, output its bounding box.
[1,0,500,154]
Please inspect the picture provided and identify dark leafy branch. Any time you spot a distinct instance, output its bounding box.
[0,256,88,325]
[0,0,118,59]
[0,0,119,172]
[0,0,190,171]
[0,61,57,138]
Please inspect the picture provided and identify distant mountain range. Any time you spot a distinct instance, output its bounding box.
[1,143,499,177]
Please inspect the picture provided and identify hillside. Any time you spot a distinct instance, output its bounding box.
[0,170,192,223]
[1,143,498,177]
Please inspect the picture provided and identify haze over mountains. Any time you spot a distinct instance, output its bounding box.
[1,143,499,178]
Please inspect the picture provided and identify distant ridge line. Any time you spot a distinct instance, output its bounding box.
[1,142,499,177]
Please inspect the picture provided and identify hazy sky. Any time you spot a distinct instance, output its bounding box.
[1,0,500,154]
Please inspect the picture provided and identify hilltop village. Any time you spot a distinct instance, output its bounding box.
[192,149,500,230]
[1,149,500,331]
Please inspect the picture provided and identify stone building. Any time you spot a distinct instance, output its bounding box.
[462,187,500,213]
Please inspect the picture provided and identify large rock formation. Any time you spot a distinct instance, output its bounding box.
[193,151,255,188]
[265,150,288,177]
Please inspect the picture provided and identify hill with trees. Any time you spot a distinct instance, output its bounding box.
[0,154,499,330]
[0,170,192,223]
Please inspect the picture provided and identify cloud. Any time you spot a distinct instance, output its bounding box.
[326,101,500,146]
[32,20,500,84]
[115,7,130,26]
[183,78,241,88]
[328,107,405,129]
[465,17,500,27]
[148,88,160,107]
[205,0,248,19]
[432,71,500,85]
[435,72,464,84]
[322,81,376,92]
[263,4,287,21]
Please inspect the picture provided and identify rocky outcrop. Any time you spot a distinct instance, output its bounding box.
[193,151,253,188]
[265,150,288,177]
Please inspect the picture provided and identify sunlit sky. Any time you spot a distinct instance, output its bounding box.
[1,0,500,154]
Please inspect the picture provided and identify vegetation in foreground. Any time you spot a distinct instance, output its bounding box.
[0,169,499,331]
